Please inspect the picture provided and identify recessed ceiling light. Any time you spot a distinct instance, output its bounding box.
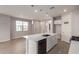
[64,9,67,12]
[35,10,38,12]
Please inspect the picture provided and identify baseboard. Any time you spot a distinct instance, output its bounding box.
[0,39,10,43]
[11,36,25,40]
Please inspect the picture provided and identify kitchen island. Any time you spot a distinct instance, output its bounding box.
[23,33,58,54]
[69,40,79,54]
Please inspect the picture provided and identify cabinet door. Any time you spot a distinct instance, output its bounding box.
[47,36,57,52]
[28,39,37,54]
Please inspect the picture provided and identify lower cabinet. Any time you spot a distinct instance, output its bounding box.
[27,35,58,54]
[38,38,47,54]
[47,35,58,52]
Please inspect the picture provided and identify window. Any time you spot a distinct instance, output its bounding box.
[16,21,22,31]
[16,21,28,31]
[23,22,28,31]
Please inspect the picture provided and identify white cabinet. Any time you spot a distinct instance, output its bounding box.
[69,41,79,54]
[28,39,37,54]
[47,35,57,52]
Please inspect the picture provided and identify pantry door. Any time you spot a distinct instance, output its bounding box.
[61,15,72,43]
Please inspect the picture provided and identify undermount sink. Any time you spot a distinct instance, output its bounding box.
[42,34,50,37]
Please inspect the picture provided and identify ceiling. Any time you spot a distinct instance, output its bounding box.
[0,5,78,20]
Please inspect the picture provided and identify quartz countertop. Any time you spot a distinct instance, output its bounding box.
[23,33,57,41]
[69,40,79,54]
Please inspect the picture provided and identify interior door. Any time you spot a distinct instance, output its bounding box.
[61,15,72,43]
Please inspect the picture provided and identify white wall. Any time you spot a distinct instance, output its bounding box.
[72,10,79,36]
[33,21,41,34]
[40,21,47,33]
[0,14,10,42]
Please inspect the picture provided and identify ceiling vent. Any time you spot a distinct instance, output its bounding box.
[31,5,34,7]
[50,6,55,9]
[40,9,43,11]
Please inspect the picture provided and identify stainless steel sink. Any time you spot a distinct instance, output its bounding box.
[42,34,50,37]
